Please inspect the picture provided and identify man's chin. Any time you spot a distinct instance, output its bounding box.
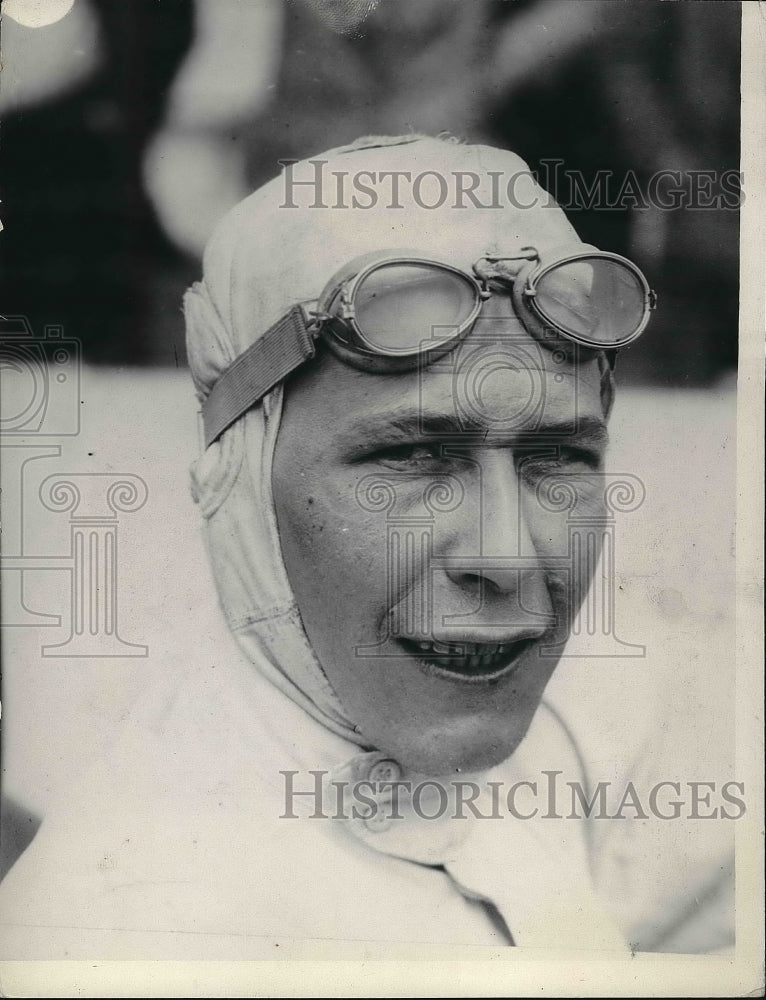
[390,715,536,779]
[346,638,559,776]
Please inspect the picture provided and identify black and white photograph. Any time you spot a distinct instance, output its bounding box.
[0,1,763,996]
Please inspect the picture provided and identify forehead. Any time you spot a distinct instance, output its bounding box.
[283,312,606,446]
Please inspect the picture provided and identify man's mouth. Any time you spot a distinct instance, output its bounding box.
[396,636,538,684]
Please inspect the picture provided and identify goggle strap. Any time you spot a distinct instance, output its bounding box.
[202,304,316,448]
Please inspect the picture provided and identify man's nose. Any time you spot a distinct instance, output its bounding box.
[438,451,554,624]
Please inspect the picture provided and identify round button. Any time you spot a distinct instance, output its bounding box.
[367,758,402,783]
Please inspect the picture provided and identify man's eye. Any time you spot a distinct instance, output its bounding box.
[371,444,446,470]
[518,447,602,482]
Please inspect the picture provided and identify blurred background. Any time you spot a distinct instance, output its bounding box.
[0,0,740,384]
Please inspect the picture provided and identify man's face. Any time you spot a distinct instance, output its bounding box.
[272,296,609,776]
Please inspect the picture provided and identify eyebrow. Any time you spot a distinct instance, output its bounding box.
[349,407,608,445]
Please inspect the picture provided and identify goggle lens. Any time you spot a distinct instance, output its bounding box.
[533,256,647,347]
[354,262,478,354]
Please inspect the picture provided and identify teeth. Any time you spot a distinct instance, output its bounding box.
[404,635,534,676]
[412,639,516,656]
